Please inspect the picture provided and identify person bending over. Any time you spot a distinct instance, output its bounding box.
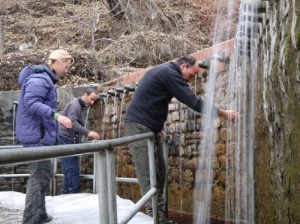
[124,55,238,224]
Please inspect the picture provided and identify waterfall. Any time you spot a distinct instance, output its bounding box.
[225,1,270,222]
[194,0,237,222]
[193,0,266,223]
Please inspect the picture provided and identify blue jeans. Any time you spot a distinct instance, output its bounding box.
[59,135,80,194]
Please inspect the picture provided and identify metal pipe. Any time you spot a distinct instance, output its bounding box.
[107,89,119,97]
[198,59,210,69]
[124,83,136,92]
[115,87,125,93]
[96,150,110,224]
[106,149,117,223]
[0,145,23,149]
[0,173,95,179]
[0,133,154,166]
[115,177,138,183]
[148,138,158,224]
[0,174,29,178]
[118,187,157,224]
[0,174,138,182]
[50,159,57,196]
[98,92,108,98]
[93,153,97,194]
[162,138,169,218]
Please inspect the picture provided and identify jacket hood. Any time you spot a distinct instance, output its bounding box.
[18,64,58,86]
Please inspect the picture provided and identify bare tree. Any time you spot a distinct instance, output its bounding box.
[0,23,3,59]
[103,0,174,33]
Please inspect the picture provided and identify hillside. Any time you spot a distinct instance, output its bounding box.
[0,0,239,91]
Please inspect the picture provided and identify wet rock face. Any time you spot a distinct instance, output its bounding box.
[255,0,300,223]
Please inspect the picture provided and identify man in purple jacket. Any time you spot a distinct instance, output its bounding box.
[16,49,73,224]
[124,55,238,224]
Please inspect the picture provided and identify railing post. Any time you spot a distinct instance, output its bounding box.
[106,148,117,223]
[96,150,110,224]
[93,153,97,194]
[96,147,117,224]
[147,138,158,224]
[162,137,169,218]
[50,158,58,196]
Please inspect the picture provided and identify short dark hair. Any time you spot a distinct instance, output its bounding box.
[176,55,196,67]
[84,87,96,96]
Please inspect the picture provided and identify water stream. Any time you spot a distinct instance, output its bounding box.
[194,0,263,223]
[101,94,109,139]
[117,88,128,138]
[11,101,18,191]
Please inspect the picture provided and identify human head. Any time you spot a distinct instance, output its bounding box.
[81,87,97,107]
[176,55,200,82]
[48,49,73,75]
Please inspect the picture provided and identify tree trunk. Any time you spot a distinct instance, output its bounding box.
[102,0,124,19]
[103,0,174,33]
[0,23,3,60]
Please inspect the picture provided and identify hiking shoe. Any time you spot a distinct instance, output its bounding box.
[42,215,53,223]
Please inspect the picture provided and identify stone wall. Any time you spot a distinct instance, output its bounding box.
[254,0,300,223]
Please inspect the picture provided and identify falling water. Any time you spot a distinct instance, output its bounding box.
[194,0,251,224]
[82,106,91,142]
[12,101,18,145]
[178,102,184,212]
[115,87,126,187]
[108,89,119,139]
[225,1,268,222]
[100,93,109,139]
[11,101,18,191]
[117,88,126,138]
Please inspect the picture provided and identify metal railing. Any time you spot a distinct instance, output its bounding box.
[0,133,162,224]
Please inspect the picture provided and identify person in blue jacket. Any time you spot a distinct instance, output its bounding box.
[124,55,238,224]
[16,49,73,224]
[59,87,100,194]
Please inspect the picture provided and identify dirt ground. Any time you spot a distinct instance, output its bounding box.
[0,0,239,91]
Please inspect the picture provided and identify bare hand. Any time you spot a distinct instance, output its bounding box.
[158,130,166,137]
[219,109,239,123]
[88,131,100,140]
[57,115,73,128]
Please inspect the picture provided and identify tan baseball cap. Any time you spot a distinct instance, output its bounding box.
[48,49,73,60]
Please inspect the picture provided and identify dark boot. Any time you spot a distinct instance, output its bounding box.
[41,215,53,223]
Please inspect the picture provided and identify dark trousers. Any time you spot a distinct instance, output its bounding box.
[124,121,167,222]
[22,159,52,224]
[59,135,80,194]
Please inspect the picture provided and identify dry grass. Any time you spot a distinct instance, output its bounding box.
[0,0,239,89]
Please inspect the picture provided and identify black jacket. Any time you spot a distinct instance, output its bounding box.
[125,61,219,133]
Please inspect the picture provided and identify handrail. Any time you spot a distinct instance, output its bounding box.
[0,132,160,224]
[0,133,154,166]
